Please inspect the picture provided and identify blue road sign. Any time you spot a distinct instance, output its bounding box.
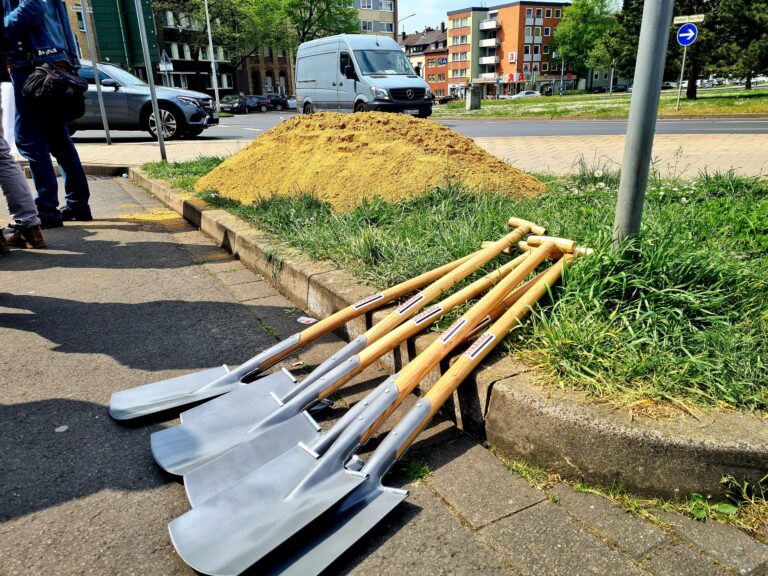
[677,23,698,47]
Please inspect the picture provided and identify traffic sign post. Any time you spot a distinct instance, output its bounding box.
[675,23,699,110]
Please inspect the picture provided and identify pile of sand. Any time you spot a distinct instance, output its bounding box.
[196,112,545,211]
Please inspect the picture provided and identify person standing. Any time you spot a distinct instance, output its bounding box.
[3,0,92,229]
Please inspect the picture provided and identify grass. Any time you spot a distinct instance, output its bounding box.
[142,157,768,412]
[400,458,431,483]
[143,156,227,192]
[432,87,768,119]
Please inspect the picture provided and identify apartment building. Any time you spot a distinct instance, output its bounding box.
[353,0,398,40]
[448,1,571,97]
[399,25,448,97]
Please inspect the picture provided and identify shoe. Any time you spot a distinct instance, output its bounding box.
[61,207,93,221]
[0,232,9,254]
[40,218,64,229]
[4,224,47,249]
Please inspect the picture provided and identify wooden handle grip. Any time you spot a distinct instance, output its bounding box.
[508,217,546,236]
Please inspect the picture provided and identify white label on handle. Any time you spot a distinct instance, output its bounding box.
[464,332,496,360]
[413,305,443,326]
[297,316,318,325]
[439,318,468,344]
[396,293,425,315]
[353,293,385,310]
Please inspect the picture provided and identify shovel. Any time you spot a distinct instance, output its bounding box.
[182,253,535,505]
[150,218,545,474]
[108,250,477,420]
[166,235,558,575]
[267,252,580,576]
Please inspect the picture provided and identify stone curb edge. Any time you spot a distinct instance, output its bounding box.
[128,167,768,499]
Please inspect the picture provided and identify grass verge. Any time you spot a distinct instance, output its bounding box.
[432,87,768,119]
[142,158,768,412]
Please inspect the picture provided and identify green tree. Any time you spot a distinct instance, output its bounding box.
[714,0,768,89]
[553,0,617,87]
[284,0,361,45]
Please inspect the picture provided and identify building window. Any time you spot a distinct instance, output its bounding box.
[545,9,552,18]
[381,0,394,11]
[603,72,609,80]
[263,45,271,58]
[534,27,541,36]
[535,8,542,18]
[543,45,550,54]
[183,44,192,60]
[360,0,372,9]
[451,52,467,61]
[451,35,468,45]
[525,26,531,36]
[200,46,210,61]
[381,21,394,33]
[526,8,533,18]
[551,62,558,71]
[533,63,540,72]
[75,7,85,31]
[555,9,562,18]
[544,27,551,36]
[170,43,180,59]
[524,45,530,55]
[542,62,549,71]
[428,75,435,82]
[162,10,174,27]
[452,17,468,28]
[594,71,599,80]
[533,45,540,55]
[361,20,373,31]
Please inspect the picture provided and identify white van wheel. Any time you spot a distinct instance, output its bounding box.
[303,102,314,114]
[354,101,368,113]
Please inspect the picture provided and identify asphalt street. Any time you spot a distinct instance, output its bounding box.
[69,110,768,145]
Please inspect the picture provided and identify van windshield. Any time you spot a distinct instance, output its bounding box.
[353,50,415,76]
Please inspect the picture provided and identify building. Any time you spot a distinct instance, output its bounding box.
[399,25,448,98]
[234,46,296,97]
[353,0,398,40]
[447,1,572,98]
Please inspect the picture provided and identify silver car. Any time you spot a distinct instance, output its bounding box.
[69,60,219,140]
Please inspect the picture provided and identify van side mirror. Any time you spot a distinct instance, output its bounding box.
[344,65,358,81]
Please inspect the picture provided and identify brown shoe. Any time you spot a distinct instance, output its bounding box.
[7,224,47,249]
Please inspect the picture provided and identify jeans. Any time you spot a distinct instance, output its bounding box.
[11,66,90,224]
[0,97,40,228]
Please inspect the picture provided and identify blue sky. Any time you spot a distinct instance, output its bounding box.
[398,0,471,34]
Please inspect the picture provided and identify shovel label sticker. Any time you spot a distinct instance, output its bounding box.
[353,293,385,310]
[464,332,496,360]
[396,293,425,315]
[413,305,443,325]
[440,318,468,344]
[297,316,318,325]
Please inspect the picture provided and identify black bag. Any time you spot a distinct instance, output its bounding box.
[22,63,88,123]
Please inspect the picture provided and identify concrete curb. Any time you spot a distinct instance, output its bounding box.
[435,113,768,122]
[129,168,768,499]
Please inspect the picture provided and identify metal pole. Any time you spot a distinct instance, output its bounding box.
[609,66,614,95]
[675,45,687,110]
[133,0,166,160]
[559,61,564,96]
[612,0,674,245]
[203,0,220,111]
[81,0,111,145]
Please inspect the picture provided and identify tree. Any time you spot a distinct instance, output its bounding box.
[284,0,361,45]
[714,0,768,89]
[553,0,617,87]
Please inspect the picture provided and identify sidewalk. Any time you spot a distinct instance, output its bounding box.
[1,177,767,575]
[67,131,768,177]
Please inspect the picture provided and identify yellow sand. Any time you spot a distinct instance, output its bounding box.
[196,112,545,211]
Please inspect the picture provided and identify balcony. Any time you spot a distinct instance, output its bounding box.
[479,38,501,48]
[474,73,499,83]
[525,17,533,25]
[479,55,500,65]
[479,19,500,30]
[524,35,533,43]
[533,54,541,62]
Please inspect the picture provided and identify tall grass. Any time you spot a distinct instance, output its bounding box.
[145,158,768,409]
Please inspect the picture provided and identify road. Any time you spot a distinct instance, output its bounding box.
[70,111,768,145]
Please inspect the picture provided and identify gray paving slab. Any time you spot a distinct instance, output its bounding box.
[658,511,768,575]
[551,484,671,559]
[425,437,547,529]
[478,500,648,576]
[226,279,273,301]
[642,544,728,576]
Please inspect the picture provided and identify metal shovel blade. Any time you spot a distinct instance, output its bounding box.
[184,410,322,506]
[150,370,297,474]
[264,482,407,576]
[108,365,230,420]
[168,446,366,576]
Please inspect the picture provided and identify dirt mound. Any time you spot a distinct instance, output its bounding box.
[196,112,545,210]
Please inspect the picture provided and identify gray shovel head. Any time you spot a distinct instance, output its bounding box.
[184,409,322,506]
[168,446,366,576]
[108,365,230,420]
[150,370,298,475]
[264,483,407,576]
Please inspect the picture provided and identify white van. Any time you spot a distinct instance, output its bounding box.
[296,34,433,118]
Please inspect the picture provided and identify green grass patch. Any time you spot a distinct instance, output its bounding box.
[432,87,768,119]
[142,157,768,411]
[143,156,227,192]
[399,458,431,483]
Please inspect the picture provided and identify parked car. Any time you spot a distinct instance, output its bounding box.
[219,95,248,114]
[68,60,218,140]
[591,86,607,93]
[296,34,432,118]
[661,81,677,90]
[612,84,628,93]
[507,90,541,99]
[245,96,273,112]
[261,95,289,111]
[438,93,459,104]
[287,95,298,110]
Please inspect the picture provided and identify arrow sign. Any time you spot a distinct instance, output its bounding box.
[677,23,698,47]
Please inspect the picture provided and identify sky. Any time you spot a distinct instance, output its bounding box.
[397,0,475,35]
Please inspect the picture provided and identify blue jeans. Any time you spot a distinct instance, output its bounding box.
[11,66,90,224]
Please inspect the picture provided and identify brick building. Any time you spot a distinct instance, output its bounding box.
[399,25,448,98]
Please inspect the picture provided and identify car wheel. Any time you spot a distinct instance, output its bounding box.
[303,102,314,114]
[275,104,284,111]
[354,101,368,113]
[260,104,269,112]
[417,110,430,119]
[147,104,184,140]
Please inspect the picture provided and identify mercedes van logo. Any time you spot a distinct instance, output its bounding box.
[406,89,414,99]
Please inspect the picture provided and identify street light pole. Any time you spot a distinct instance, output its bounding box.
[398,13,416,37]
[133,0,166,160]
[80,0,111,145]
[203,0,220,112]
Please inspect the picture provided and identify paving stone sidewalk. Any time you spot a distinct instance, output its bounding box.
[1,177,767,576]
[64,131,768,178]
